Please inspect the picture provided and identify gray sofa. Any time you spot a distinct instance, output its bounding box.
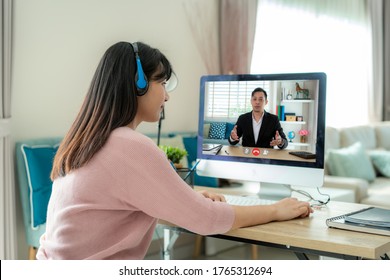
[202,121,235,145]
[324,122,390,208]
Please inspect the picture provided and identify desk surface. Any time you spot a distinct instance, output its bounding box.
[215,145,315,162]
[161,186,390,259]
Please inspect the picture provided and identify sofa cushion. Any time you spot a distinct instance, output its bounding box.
[323,175,368,202]
[225,122,235,139]
[327,142,376,182]
[325,126,341,152]
[374,121,390,150]
[340,125,376,150]
[368,150,390,177]
[361,177,390,208]
[208,122,226,139]
[324,126,340,175]
[21,144,59,229]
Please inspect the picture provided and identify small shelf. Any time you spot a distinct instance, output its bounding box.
[287,142,310,147]
[280,121,306,125]
[281,99,314,103]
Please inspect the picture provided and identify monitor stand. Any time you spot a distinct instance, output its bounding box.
[257,182,292,201]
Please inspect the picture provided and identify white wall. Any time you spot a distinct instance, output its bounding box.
[11,0,216,141]
[11,0,217,259]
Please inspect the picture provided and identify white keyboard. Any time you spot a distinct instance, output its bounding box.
[224,194,276,206]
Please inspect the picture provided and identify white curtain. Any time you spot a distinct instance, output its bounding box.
[1,0,17,259]
[183,0,221,74]
[384,0,390,121]
[184,0,258,75]
[252,0,370,128]
[219,0,258,74]
[367,0,383,122]
[259,0,366,22]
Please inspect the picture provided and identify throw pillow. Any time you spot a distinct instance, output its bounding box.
[327,142,376,182]
[225,123,235,139]
[369,150,390,177]
[208,122,226,140]
[21,144,59,229]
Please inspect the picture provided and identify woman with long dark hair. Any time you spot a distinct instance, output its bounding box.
[37,41,312,260]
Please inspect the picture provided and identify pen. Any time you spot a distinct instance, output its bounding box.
[225,150,229,155]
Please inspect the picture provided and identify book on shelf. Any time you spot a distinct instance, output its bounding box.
[326,207,390,236]
[280,105,285,122]
[276,105,285,121]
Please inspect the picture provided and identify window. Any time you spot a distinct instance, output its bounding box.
[206,81,270,119]
[251,1,370,127]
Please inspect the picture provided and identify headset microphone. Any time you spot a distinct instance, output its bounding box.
[132,42,148,96]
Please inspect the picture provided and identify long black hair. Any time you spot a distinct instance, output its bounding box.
[51,41,173,179]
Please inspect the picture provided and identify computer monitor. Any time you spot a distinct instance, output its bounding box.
[196,72,326,199]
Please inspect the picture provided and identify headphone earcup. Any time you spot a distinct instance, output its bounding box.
[132,42,148,96]
[134,56,148,96]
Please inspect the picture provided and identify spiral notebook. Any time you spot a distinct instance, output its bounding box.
[326,207,390,236]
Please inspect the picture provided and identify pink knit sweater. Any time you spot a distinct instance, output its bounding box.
[36,127,234,259]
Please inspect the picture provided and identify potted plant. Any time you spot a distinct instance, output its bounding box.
[159,145,188,168]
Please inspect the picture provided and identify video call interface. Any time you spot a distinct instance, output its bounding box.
[198,73,326,169]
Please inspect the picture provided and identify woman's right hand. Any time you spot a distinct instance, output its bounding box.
[230,197,313,230]
[273,197,313,220]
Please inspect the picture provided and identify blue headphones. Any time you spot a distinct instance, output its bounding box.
[132,42,148,96]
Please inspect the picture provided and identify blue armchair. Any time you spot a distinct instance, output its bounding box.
[15,137,62,259]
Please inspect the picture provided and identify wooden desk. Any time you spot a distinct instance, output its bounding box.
[159,187,390,260]
[216,145,315,162]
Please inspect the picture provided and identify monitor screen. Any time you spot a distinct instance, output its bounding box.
[196,72,327,191]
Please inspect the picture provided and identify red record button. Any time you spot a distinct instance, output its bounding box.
[252,148,260,156]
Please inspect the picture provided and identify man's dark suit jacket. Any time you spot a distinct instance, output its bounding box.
[228,111,288,149]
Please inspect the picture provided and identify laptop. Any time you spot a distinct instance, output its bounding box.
[202,144,222,151]
[202,144,222,155]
